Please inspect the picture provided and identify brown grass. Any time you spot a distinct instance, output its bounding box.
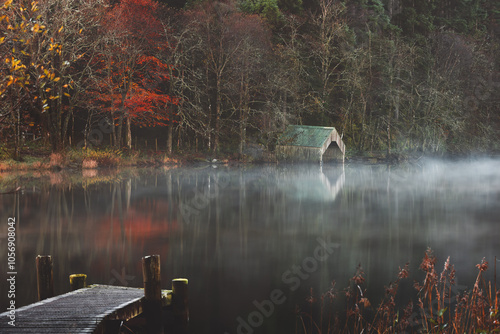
[82,158,98,169]
[296,249,499,333]
[49,153,66,168]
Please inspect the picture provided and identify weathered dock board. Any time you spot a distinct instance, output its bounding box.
[0,285,172,333]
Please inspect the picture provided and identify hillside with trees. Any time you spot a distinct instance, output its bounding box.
[1,0,499,160]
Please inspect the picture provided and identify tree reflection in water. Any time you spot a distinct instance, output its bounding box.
[0,160,499,333]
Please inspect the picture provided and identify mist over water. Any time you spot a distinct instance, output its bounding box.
[0,159,499,333]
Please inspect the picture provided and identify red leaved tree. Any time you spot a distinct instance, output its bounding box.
[90,0,176,149]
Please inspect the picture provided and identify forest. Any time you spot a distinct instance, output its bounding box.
[1,0,499,160]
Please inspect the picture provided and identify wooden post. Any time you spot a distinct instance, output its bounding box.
[36,255,54,301]
[142,255,163,334]
[69,274,87,290]
[172,278,189,334]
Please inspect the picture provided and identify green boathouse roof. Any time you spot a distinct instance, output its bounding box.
[278,125,337,148]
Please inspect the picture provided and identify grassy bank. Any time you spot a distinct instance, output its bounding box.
[0,146,189,171]
[0,141,280,171]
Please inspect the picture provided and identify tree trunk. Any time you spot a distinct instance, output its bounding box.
[126,113,132,150]
[214,76,221,154]
[168,123,173,154]
[62,106,73,148]
[14,110,20,160]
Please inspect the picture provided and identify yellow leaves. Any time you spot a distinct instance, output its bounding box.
[48,42,62,55]
[7,75,15,86]
[63,92,70,97]
[58,25,63,33]
[31,22,45,34]
[8,58,26,71]
[11,58,21,68]
[0,37,4,45]
[3,0,13,8]
[40,70,59,82]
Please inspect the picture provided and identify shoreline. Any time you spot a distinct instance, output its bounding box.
[1,147,500,172]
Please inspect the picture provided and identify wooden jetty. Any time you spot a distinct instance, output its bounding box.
[0,255,188,334]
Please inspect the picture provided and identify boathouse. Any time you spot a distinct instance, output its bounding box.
[276,125,345,162]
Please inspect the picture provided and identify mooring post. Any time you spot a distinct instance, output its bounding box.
[69,274,87,290]
[142,254,164,334]
[172,278,189,334]
[36,255,54,301]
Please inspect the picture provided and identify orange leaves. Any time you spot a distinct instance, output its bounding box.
[3,0,13,8]
[124,85,174,126]
[6,75,15,87]
[103,0,162,46]
[8,57,26,71]
[48,39,62,55]
[87,0,178,130]
[31,22,40,32]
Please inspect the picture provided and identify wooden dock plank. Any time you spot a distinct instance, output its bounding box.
[0,285,152,333]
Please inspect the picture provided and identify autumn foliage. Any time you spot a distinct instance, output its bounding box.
[1,0,499,156]
[89,0,178,147]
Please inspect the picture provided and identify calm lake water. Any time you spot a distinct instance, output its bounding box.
[1,159,499,333]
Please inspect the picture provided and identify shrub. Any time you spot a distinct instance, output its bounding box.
[71,148,122,167]
[82,159,98,169]
[49,153,66,168]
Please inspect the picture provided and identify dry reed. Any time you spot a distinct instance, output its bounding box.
[296,249,499,333]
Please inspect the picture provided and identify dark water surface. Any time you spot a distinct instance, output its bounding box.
[1,159,499,333]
